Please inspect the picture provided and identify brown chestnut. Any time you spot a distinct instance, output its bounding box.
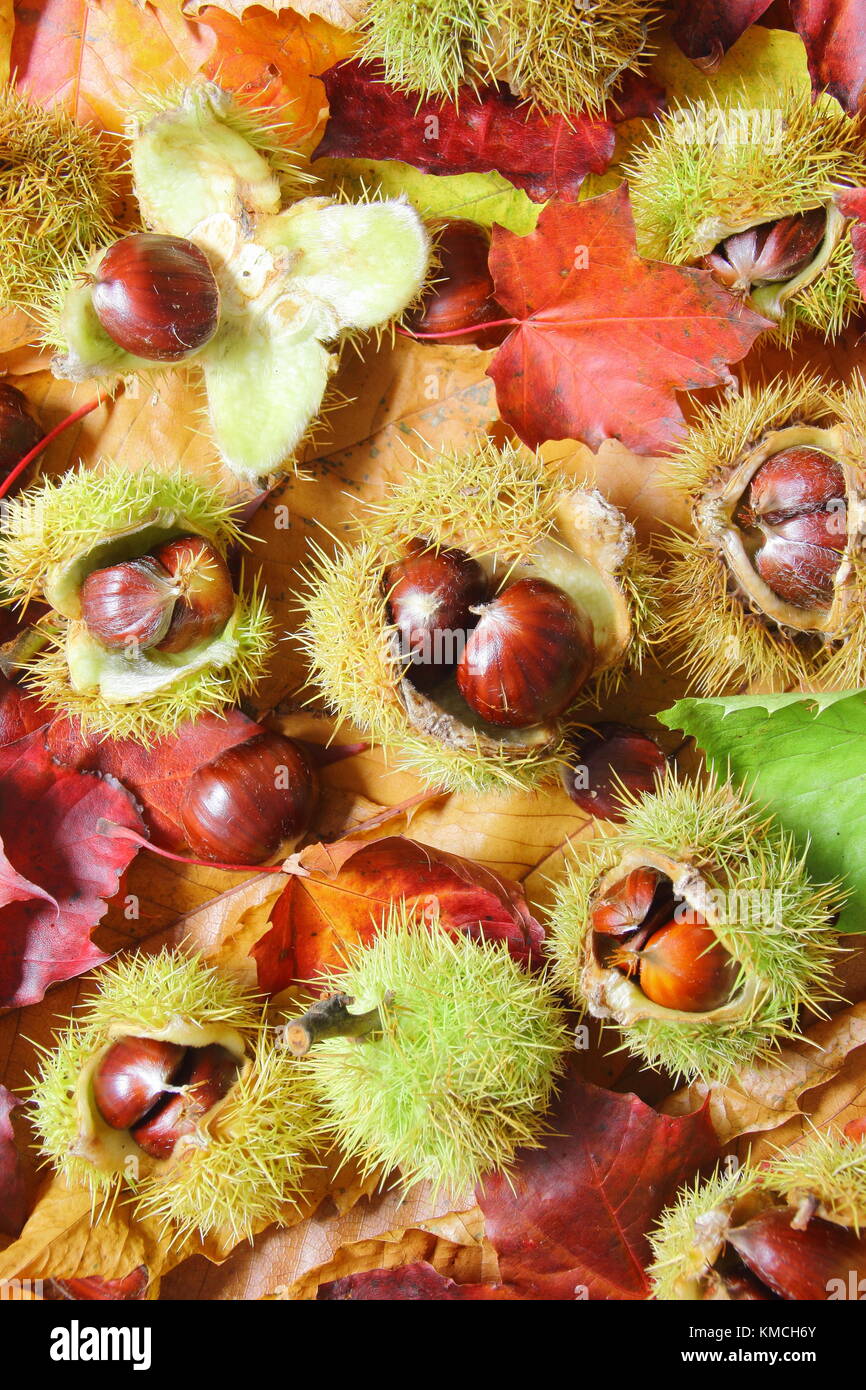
[562,722,667,821]
[91,233,220,362]
[130,1043,239,1160]
[384,538,489,690]
[149,535,235,653]
[456,577,594,727]
[0,382,42,489]
[704,208,826,293]
[80,556,177,652]
[614,914,738,1013]
[92,1035,188,1131]
[591,866,664,938]
[735,446,847,609]
[180,730,318,864]
[405,220,509,348]
[727,1207,866,1300]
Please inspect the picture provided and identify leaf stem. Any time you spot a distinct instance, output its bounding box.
[96,819,286,875]
[0,397,102,500]
[396,318,517,341]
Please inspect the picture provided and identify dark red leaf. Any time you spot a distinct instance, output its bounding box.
[671,0,773,70]
[487,185,770,452]
[253,834,546,995]
[835,187,866,294]
[791,0,866,113]
[317,1262,515,1300]
[47,1266,150,1300]
[44,710,262,852]
[0,1085,27,1239]
[314,59,663,204]
[0,674,52,749]
[0,731,145,1008]
[475,1065,719,1300]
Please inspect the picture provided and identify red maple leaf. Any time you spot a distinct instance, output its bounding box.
[314,59,663,204]
[0,731,144,1008]
[474,1067,719,1300]
[252,835,546,995]
[486,185,770,452]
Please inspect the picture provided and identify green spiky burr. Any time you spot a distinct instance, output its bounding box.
[548,773,843,1085]
[0,462,274,742]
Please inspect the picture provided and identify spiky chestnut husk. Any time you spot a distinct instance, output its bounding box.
[663,373,866,695]
[626,87,866,344]
[293,902,568,1196]
[31,950,320,1243]
[47,82,431,484]
[0,85,120,313]
[360,0,660,116]
[547,773,842,1085]
[298,439,662,795]
[0,462,274,742]
[649,1130,866,1300]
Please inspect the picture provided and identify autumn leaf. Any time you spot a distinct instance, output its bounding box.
[475,1066,719,1300]
[314,60,663,204]
[836,188,866,296]
[0,730,144,1008]
[46,1266,151,1300]
[252,834,547,995]
[44,709,262,853]
[486,185,770,453]
[0,1085,26,1239]
[0,674,51,749]
[317,1260,513,1299]
[670,0,773,72]
[184,0,364,28]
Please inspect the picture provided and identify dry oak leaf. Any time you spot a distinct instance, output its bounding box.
[183,0,364,28]
[314,59,663,204]
[252,834,547,995]
[0,730,145,1009]
[487,186,770,453]
[475,1064,719,1300]
[0,1085,26,1240]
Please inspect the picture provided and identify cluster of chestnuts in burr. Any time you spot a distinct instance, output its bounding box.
[704,209,827,300]
[699,1199,866,1301]
[591,866,737,1015]
[383,539,594,727]
[86,232,220,362]
[91,1034,240,1160]
[733,445,847,611]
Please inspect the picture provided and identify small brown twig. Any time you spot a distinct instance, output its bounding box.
[279,991,393,1057]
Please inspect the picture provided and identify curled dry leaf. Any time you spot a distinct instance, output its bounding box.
[0,731,145,1008]
[252,834,547,995]
[487,186,770,453]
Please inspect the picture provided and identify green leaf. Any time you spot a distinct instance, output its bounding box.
[658,691,866,934]
[316,158,540,236]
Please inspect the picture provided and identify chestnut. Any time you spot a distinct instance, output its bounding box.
[456,578,594,727]
[90,233,220,362]
[92,1035,188,1131]
[149,535,235,653]
[130,1043,239,1160]
[561,722,667,821]
[726,1207,866,1300]
[704,208,826,293]
[0,382,42,489]
[384,538,489,690]
[614,914,738,1013]
[590,866,664,938]
[80,555,176,652]
[405,220,509,348]
[736,446,847,609]
[180,731,318,864]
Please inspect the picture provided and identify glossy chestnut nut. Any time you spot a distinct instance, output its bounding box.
[704,208,826,292]
[92,1035,187,1131]
[0,382,42,488]
[149,535,235,653]
[80,556,177,652]
[384,538,489,690]
[130,1043,239,1160]
[456,578,594,728]
[180,731,318,864]
[736,447,847,609]
[727,1207,866,1301]
[91,233,220,362]
[591,867,664,938]
[405,220,509,348]
[614,914,738,1012]
[562,723,667,821]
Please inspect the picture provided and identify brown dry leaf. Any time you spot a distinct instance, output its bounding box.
[663,1002,866,1142]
